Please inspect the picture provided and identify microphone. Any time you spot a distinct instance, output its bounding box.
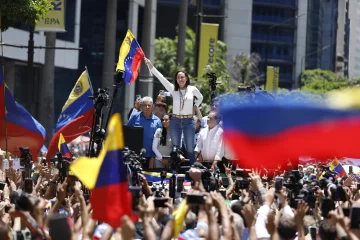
[139,148,146,157]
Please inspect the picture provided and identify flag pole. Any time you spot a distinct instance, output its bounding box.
[0,16,8,154]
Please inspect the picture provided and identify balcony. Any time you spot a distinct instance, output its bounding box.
[252,33,294,44]
[252,15,296,25]
[253,0,297,8]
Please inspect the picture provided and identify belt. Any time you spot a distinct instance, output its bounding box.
[173,114,193,119]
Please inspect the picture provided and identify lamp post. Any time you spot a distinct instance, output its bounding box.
[263,13,306,85]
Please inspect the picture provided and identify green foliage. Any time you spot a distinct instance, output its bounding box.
[299,69,360,94]
[229,52,261,86]
[0,0,52,31]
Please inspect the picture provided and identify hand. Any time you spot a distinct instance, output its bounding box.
[121,215,135,240]
[266,213,277,235]
[161,159,169,167]
[204,192,213,213]
[249,169,262,191]
[241,204,257,227]
[210,191,225,209]
[264,188,275,206]
[294,200,308,227]
[57,178,68,202]
[277,187,288,207]
[223,163,232,176]
[143,57,153,69]
[74,181,82,197]
[189,168,202,183]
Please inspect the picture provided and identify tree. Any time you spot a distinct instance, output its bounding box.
[229,52,261,86]
[300,69,359,93]
[0,0,52,31]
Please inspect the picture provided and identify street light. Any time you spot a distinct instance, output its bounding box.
[263,13,306,85]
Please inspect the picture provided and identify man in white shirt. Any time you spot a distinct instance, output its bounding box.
[195,111,224,172]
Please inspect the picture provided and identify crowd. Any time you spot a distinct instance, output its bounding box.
[0,58,360,240]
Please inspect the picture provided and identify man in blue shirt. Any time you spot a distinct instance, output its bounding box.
[127,96,162,168]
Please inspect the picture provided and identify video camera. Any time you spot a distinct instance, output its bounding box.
[192,162,219,192]
[170,146,183,171]
[50,152,73,179]
[123,147,146,186]
[89,88,110,110]
[18,147,32,168]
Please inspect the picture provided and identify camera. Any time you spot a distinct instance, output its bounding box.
[170,146,183,171]
[123,147,146,186]
[192,162,219,192]
[14,192,40,212]
[50,152,73,179]
[18,147,32,168]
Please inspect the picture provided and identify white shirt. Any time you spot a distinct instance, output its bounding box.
[152,128,172,160]
[195,125,224,161]
[151,67,203,115]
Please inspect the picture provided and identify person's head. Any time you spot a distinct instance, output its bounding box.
[210,97,220,112]
[174,70,190,90]
[319,220,336,240]
[277,215,297,240]
[140,96,153,116]
[194,116,201,131]
[160,114,171,146]
[162,114,171,129]
[207,111,220,129]
[153,102,167,119]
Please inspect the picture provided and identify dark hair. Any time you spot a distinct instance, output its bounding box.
[277,215,297,240]
[319,220,336,240]
[160,114,172,146]
[174,70,190,91]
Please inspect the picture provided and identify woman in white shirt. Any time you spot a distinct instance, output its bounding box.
[144,58,203,165]
[152,114,172,168]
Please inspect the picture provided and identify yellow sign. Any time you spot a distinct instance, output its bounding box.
[265,66,280,93]
[35,0,66,32]
[197,23,219,79]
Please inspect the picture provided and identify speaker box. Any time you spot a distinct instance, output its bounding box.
[122,125,144,154]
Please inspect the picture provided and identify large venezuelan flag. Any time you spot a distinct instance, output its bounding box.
[220,92,360,170]
[116,30,145,84]
[0,64,45,158]
[70,113,133,228]
[46,71,94,160]
[58,133,71,158]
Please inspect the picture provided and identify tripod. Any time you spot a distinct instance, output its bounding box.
[87,72,125,157]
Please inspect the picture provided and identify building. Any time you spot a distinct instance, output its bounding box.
[347,0,360,79]
[1,0,82,121]
[321,0,338,72]
[305,0,323,70]
[224,0,307,89]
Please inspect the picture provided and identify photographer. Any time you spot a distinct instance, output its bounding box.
[195,111,224,172]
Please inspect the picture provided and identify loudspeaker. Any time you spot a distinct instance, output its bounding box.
[122,126,144,154]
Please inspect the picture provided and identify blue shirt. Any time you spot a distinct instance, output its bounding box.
[127,112,162,158]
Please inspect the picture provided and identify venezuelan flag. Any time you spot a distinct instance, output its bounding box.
[329,159,347,177]
[116,30,145,84]
[46,71,94,160]
[173,199,187,238]
[0,64,45,158]
[70,113,133,228]
[58,133,71,158]
[220,91,360,170]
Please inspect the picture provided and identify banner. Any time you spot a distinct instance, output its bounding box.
[265,66,280,93]
[197,23,219,79]
[35,0,66,32]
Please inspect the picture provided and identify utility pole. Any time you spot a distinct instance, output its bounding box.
[176,0,188,66]
[27,24,35,115]
[101,0,118,118]
[39,32,56,144]
[194,0,204,77]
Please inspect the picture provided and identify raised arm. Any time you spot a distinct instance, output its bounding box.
[144,57,174,92]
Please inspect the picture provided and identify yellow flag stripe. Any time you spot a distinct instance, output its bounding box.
[116,30,135,72]
[69,113,124,189]
[62,71,90,111]
[58,133,66,151]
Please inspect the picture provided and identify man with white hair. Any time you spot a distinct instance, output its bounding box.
[128,96,162,168]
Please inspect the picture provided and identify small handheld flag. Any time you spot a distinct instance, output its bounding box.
[116,30,145,84]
